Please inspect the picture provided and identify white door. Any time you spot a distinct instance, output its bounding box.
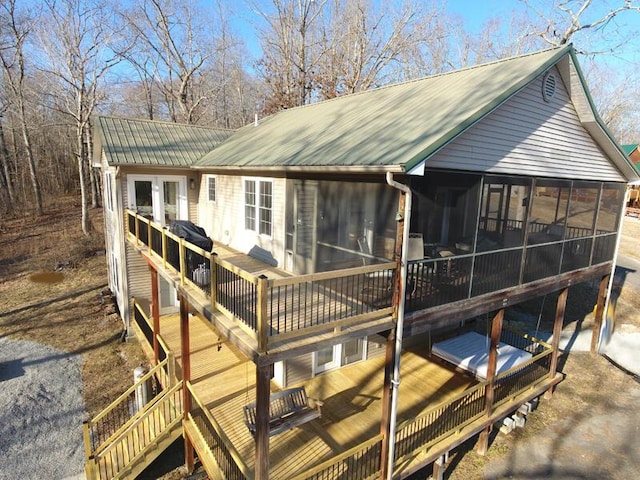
[128,175,187,226]
[128,175,187,313]
[159,276,178,313]
[313,345,341,375]
[313,338,367,375]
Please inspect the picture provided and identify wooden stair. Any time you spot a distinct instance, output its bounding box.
[85,381,184,480]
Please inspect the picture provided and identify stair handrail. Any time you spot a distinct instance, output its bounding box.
[83,358,170,454]
[88,380,184,479]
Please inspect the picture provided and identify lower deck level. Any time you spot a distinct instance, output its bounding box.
[133,309,560,479]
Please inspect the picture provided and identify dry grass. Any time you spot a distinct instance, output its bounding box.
[0,195,146,418]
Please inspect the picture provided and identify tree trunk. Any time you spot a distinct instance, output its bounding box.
[18,101,43,216]
[0,117,15,205]
[78,125,92,234]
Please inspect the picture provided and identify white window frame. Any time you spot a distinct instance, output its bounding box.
[104,172,114,212]
[244,177,273,237]
[206,175,216,203]
[126,174,188,225]
[312,338,368,376]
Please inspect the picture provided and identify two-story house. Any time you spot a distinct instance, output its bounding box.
[87,45,638,480]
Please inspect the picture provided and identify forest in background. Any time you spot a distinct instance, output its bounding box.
[1,0,640,231]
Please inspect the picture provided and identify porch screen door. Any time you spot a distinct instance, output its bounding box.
[293,181,318,274]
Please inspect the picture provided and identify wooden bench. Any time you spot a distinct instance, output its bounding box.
[243,387,322,437]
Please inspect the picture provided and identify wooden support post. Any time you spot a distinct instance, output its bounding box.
[591,274,609,354]
[162,227,167,269]
[432,454,447,480]
[485,309,504,416]
[549,288,568,381]
[257,275,269,352]
[379,329,396,480]
[179,293,194,473]
[477,309,503,455]
[476,426,491,456]
[210,252,217,306]
[392,191,406,310]
[150,267,160,365]
[179,238,187,285]
[255,364,271,480]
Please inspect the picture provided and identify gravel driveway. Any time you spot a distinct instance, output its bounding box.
[0,337,85,480]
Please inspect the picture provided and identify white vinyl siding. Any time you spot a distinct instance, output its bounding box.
[198,174,286,267]
[428,66,625,182]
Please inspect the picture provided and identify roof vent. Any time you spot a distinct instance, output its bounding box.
[542,72,556,103]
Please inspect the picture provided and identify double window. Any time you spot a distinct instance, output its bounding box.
[245,178,273,236]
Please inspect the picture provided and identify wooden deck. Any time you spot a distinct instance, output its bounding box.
[157,312,475,479]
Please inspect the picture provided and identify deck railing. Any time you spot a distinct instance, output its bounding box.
[83,358,171,454]
[132,298,153,348]
[86,381,184,480]
[290,434,383,480]
[131,298,175,387]
[126,209,396,351]
[394,382,487,461]
[394,328,553,466]
[494,349,553,405]
[186,382,252,480]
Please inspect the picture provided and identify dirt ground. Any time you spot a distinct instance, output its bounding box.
[0,196,146,419]
[1,198,639,479]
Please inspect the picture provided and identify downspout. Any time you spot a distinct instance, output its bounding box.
[598,185,629,352]
[385,171,412,480]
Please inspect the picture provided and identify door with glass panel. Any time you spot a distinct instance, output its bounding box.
[128,175,187,313]
[128,175,187,226]
[293,180,318,274]
[314,338,367,375]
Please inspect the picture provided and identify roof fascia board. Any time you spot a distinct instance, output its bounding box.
[190,164,404,174]
[561,49,640,182]
[404,46,571,174]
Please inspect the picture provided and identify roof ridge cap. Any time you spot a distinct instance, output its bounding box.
[96,115,236,132]
[264,45,570,116]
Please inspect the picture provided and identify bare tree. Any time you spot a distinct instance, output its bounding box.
[313,0,430,99]
[254,0,328,112]
[119,0,217,124]
[37,0,120,234]
[523,0,640,51]
[0,0,44,216]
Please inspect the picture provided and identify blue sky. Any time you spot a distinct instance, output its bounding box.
[230,0,640,66]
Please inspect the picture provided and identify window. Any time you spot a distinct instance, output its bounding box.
[207,176,216,202]
[245,179,273,236]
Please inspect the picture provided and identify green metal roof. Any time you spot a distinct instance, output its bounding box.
[195,46,571,172]
[622,144,638,155]
[95,116,233,167]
